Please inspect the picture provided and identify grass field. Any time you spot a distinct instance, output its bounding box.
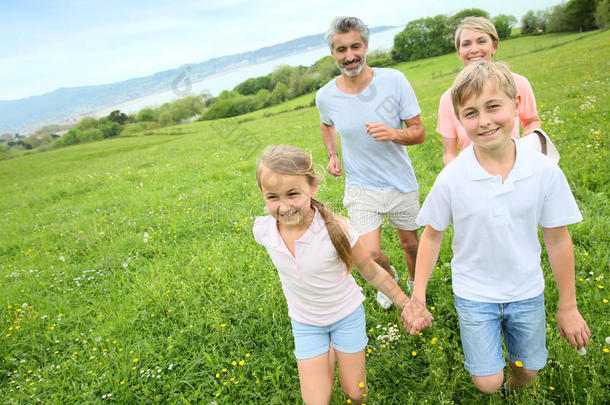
[1,30,608,404]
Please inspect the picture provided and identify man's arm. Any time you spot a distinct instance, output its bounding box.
[320,122,342,177]
[542,225,590,349]
[365,114,426,146]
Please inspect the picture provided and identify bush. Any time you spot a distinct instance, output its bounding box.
[493,14,518,39]
[595,0,610,28]
[392,15,453,62]
[137,107,158,122]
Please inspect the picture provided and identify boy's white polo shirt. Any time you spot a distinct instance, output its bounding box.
[417,141,582,303]
[253,210,365,326]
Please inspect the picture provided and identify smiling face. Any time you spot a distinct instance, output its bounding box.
[458,82,519,153]
[331,29,368,77]
[457,29,497,67]
[258,166,318,229]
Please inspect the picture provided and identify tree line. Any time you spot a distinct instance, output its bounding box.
[391,0,608,62]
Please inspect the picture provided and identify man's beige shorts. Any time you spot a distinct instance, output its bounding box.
[343,187,420,235]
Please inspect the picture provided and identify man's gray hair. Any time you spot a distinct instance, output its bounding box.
[325,16,369,50]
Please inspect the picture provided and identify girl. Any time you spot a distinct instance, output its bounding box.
[437,16,541,165]
[253,145,412,405]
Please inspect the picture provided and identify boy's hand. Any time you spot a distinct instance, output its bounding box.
[557,307,590,349]
[401,297,433,335]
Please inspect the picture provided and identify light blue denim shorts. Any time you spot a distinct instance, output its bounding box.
[454,293,548,376]
[290,304,368,360]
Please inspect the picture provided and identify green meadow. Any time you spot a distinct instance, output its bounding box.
[1,30,608,404]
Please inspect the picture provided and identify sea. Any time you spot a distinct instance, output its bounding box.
[93,26,404,117]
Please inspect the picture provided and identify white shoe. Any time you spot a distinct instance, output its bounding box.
[376,265,399,310]
[407,279,414,295]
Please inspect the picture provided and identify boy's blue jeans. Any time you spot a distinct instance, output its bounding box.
[454,293,548,376]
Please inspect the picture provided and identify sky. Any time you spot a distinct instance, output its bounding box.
[0,0,563,101]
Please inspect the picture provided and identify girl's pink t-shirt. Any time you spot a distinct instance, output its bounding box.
[253,210,364,326]
[437,73,538,150]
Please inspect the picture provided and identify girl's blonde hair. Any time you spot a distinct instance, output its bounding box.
[256,145,353,272]
[454,16,499,51]
[450,61,517,116]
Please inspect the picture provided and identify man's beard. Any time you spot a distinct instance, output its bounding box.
[338,56,366,77]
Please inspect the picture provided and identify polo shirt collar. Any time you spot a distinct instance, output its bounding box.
[297,208,325,244]
[261,208,324,249]
[466,139,533,182]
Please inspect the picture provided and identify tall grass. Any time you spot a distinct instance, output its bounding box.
[1,30,608,404]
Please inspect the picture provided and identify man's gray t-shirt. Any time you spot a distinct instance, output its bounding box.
[316,68,421,193]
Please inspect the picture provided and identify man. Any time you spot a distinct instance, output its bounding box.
[316,16,425,308]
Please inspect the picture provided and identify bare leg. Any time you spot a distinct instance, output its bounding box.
[297,351,335,405]
[336,350,368,405]
[396,229,419,281]
[506,361,537,392]
[471,371,504,394]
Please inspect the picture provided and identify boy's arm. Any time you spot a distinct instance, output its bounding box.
[542,225,591,349]
[352,239,410,310]
[401,225,444,334]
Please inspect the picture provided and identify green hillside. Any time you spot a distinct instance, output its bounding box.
[1,30,608,403]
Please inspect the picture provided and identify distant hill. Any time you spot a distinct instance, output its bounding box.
[0,26,396,134]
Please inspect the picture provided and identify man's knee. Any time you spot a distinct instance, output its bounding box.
[471,372,504,394]
[398,232,419,255]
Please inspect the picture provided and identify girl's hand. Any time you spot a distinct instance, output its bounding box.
[401,298,433,335]
[557,307,590,350]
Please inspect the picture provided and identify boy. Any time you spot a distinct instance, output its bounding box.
[402,61,590,394]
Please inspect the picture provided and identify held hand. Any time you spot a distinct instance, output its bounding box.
[401,297,433,335]
[326,156,342,177]
[365,123,396,142]
[557,307,591,350]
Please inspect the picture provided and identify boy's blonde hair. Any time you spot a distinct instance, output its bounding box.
[454,16,499,51]
[256,145,353,272]
[451,61,517,117]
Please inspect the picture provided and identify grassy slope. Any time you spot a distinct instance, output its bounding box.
[0,30,608,404]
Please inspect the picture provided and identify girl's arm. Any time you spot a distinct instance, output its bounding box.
[542,225,591,350]
[402,225,444,334]
[352,240,409,310]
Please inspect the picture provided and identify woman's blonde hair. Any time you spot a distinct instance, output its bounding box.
[450,61,517,116]
[256,145,353,272]
[454,16,499,51]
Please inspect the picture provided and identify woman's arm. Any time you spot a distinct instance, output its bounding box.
[521,115,541,136]
[442,137,459,166]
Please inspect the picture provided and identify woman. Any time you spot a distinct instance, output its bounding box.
[437,16,541,165]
